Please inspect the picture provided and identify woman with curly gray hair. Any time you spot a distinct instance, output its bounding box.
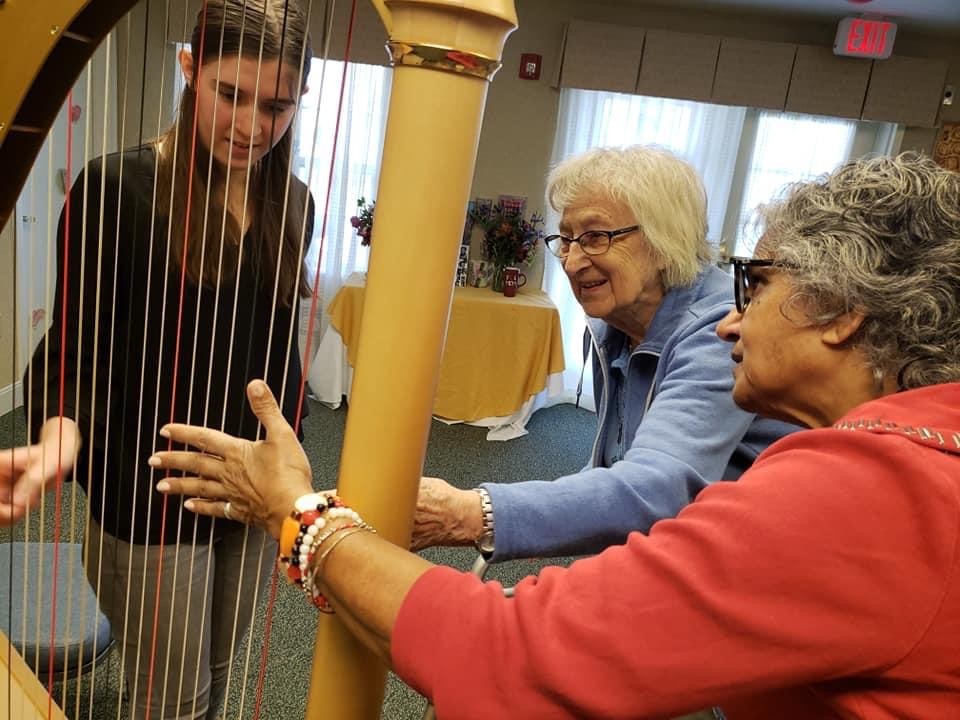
[151,152,960,719]
[725,152,960,423]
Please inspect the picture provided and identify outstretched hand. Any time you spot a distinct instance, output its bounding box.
[152,380,314,539]
[0,417,81,526]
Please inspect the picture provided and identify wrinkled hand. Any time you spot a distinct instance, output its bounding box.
[0,417,81,526]
[151,380,314,539]
[410,476,484,551]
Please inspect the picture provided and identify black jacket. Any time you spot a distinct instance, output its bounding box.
[27,145,311,545]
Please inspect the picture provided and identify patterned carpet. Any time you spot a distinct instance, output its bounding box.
[0,397,596,718]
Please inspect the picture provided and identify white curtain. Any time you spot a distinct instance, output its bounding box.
[733,112,855,255]
[294,59,391,357]
[544,89,747,409]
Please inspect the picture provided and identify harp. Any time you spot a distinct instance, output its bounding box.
[0,0,516,717]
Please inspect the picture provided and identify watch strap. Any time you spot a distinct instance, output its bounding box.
[474,487,495,556]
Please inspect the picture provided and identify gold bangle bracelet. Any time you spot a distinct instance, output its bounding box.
[314,524,375,575]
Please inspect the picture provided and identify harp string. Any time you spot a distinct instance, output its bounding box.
[143,1,320,715]
[19,133,34,671]
[111,16,145,713]
[102,8,160,716]
[209,3,281,715]
[164,0,234,712]
[47,82,80,709]
[137,0,218,713]
[294,0,356,431]
[35,103,56,678]
[253,2,345,712]
[65,53,100,719]
[230,1,311,714]
[117,7,172,715]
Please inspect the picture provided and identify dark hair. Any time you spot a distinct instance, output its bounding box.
[156,0,313,306]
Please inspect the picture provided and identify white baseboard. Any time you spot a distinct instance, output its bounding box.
[0,381,23,416]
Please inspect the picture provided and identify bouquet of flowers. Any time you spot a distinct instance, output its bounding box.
[470,202,543,268]
[350,197,375,246]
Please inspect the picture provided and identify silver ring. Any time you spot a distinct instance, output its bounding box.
[224,501,233,521]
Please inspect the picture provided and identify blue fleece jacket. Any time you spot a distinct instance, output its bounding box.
[482,265,797,560]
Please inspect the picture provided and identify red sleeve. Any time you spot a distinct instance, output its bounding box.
[391,429,959,719]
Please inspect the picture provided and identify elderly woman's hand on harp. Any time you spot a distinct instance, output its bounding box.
[151,380,315,539]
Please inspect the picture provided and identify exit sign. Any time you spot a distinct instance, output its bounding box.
[834,17,897,59]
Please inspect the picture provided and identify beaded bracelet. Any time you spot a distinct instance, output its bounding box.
[278,493,358,585]
[277,492,376,611]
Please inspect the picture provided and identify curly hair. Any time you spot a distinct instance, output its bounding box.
[546,145,711,288]
[758,152,960,389]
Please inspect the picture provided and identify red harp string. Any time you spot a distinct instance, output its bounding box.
[254,1,361,715]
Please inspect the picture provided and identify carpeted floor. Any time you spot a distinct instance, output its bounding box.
[1,397,596,719]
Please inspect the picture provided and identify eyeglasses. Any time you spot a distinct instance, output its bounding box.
[728,256,776,313]
[543,225,639,259]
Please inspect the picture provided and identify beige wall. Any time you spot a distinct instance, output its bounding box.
[114,0,960,229]
[472,0,960,220]
[117,0,959,214]
[0,219,14,393]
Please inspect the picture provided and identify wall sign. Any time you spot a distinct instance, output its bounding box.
[834,17,897,59]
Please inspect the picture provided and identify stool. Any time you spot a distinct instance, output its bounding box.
[0,542,113,681]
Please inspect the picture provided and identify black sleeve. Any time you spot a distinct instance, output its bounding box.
[307,190,316,247]
[26,159,116,443]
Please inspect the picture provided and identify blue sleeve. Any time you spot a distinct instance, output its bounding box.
[483,305,757,560]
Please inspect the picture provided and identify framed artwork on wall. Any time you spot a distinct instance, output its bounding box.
[934,121,960,172]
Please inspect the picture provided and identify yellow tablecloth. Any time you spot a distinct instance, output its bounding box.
[327,274,565,421]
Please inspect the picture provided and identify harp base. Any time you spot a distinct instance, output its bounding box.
[0,630,68,720]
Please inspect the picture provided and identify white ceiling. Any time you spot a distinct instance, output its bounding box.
[636,0,960,33]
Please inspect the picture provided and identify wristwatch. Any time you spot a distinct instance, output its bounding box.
[473,487,495,557]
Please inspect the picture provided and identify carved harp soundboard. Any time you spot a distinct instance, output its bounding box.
[0,1,516,717]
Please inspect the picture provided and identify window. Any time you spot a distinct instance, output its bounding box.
[725,110,895,254]
[293,59,391,291]
[554,89,747,245]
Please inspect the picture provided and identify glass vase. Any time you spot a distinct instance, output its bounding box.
[490,263,506,293]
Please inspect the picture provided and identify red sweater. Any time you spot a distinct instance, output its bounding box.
[393,384,960,719]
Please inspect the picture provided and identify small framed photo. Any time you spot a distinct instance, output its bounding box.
[497,194,526,218]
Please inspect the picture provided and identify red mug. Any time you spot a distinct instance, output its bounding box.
[503,266,527,297]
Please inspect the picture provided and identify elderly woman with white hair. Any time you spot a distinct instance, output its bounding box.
[152,152,960,718]
[412,145,794,560]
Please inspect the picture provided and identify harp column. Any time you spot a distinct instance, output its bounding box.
[307,1,517,717]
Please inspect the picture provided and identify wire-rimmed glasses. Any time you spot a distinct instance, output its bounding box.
[543,225,639,259]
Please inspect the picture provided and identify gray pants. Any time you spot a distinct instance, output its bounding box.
[86,520,276,720]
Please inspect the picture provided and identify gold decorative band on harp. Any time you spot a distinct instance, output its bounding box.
[386,41,502,80]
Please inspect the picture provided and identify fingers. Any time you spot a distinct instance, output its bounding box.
[155,482,246,523]
[246,380,294,438]
[155,476,228,499]
[0,484,40,526]
[0,446,41,476]
[158,424,236,458]
[182,497,229,519]
[149,450,227,480]
[0,503,28,526]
